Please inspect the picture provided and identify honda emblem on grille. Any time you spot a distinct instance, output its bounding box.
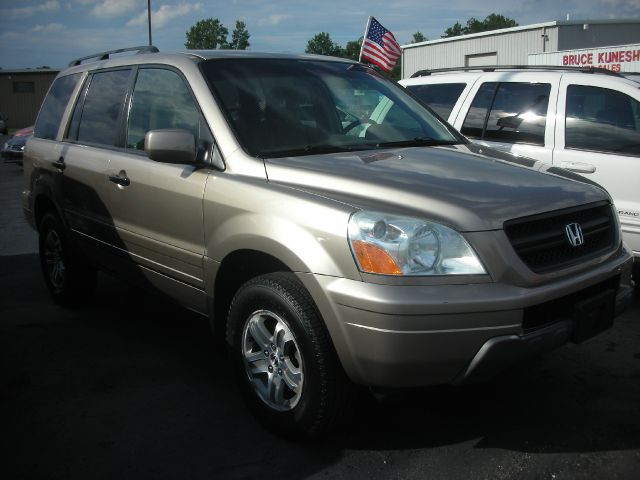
[565,223,584,247]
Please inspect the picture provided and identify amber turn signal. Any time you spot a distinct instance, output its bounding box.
[352,240,402,275]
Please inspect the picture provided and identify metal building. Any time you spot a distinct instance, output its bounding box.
[401,19,640,79]
[0,69,60,130]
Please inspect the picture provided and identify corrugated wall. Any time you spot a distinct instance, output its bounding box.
[558,23,640,50]
[0,71,58,129]
[402,26,559,78]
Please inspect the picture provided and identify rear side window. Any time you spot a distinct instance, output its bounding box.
[406,83,466,119]
[565,85,640,155]
[76,69,132,146]
[34,73,81,140]
[462,82,551,146]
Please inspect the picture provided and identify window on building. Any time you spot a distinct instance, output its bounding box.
[13,81,35,93]
[565,85,640,155]
[462,82,551,146]
[76,69,132,146]
[407,83,466,119]
[34,73,82,140]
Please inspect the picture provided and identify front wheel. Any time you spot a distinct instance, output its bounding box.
[226,273,355,438]
[38,212,96,306]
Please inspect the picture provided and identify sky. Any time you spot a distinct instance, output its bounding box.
[1,0,639,69]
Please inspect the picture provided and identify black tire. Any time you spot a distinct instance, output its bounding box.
[226,272,355,438]
[38,212,96,306]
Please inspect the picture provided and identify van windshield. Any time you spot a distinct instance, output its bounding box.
[201,58,463,158]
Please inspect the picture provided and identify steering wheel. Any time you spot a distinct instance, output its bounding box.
[343,118,377,135]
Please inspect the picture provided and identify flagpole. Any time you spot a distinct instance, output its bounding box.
[358,16,372,63]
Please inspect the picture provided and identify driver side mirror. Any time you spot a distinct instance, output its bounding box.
[145,129,196,165]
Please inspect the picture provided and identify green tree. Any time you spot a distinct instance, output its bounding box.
[230,20,250,50]
[343,38,363,61]
[185,18,229,49]
[305,32,343,57]
[411,31,427,43]
[443,21,464,38]
[442,14,518,38]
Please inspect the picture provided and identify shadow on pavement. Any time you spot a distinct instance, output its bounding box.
[2,254,640,479]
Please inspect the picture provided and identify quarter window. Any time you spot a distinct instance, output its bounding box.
[462,82,551,146]
[127,68,201,150]
[565,85,640,155]
[34,73,81,140]
[76,69,132,146]
[406,83,466,119]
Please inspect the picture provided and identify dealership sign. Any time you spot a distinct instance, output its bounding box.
[528,43,640,72]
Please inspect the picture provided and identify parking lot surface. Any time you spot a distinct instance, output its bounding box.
[1,159,639,479]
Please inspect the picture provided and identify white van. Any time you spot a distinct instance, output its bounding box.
[400,66,640,261]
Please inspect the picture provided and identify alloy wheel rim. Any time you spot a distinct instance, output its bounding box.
[241,310,304,411]
[44,230,65,289]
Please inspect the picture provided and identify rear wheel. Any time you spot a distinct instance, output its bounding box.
[38,212,96,306]
[226,272,355,438]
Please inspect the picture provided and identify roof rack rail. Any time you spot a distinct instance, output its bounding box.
[68,45,159,67]
[410,65,624,78]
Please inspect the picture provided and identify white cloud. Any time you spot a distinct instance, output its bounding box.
[127,3,202,28]
[30,23,67,34]
[257,14,292,26]
[0,0,60,18]
[91,0,137,18]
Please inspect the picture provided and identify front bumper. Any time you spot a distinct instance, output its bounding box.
[298,248,633,388]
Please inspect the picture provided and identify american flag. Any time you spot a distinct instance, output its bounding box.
[360,17,401,72]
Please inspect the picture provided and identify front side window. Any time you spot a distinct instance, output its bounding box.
[566,85,640,155]
[34,73,81,140]
[406,83,466,119]
[201,59,462,158]
[127,68,201,150]
[76,69,131,146]
[462,82,551,146]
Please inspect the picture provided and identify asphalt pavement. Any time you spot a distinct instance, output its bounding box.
[1,158,639,480]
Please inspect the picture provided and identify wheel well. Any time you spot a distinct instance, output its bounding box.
[213,250,292,340]
[33,195,57,230]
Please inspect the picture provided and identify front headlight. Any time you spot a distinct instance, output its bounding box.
[348,211,486,276]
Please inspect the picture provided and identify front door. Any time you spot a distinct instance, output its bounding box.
[104,67,212,310]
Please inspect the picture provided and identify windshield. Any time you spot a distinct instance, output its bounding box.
[201,59,463,158]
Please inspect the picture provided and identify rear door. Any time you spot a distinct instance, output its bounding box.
[452,72,559,163]
[58,68,133,259]
[553,75,640,255]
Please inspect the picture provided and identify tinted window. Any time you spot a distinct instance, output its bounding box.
[462,82,550,146]
[34,73,81,140]
[127,69,201,150]
[461,82,496,138]
[566,85,640,155]
[407,83,466,119]
[77,69,131,146]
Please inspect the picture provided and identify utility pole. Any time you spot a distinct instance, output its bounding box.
[147,0,152,46]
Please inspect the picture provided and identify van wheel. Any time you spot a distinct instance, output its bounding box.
[38,212,96,306]
[226,273,354,438]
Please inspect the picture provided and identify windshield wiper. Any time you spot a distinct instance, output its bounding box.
[262,144,360,158]
[373,137,461,148]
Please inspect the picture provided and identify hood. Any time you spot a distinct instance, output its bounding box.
[264,144,609,232]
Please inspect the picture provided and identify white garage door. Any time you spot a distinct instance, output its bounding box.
[465,52,498,67]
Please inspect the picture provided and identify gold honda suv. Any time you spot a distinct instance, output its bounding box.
[23,47,634,437]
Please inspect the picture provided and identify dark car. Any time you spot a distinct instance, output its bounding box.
[0,112,8,135]
[2,126,33,164]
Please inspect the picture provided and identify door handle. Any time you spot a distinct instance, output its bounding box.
[53,157,65,171]
[109,173,130,187]
[559,161,596,174]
